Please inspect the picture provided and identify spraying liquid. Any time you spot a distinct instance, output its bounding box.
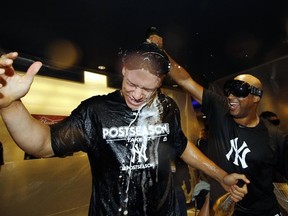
[120,96,163,215]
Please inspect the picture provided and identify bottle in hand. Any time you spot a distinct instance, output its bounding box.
[212,180,245,216]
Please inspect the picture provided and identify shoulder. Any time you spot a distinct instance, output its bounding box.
[203,89,226,104]
[71,90,123,115]
[80,90,121,106]
[202,89,228,116]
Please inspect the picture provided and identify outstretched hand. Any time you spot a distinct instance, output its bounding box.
[0,52,42,108]
[223,173,250,202]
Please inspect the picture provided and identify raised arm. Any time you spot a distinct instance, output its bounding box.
[145,29,204,104]
[0,52,54,157]
[166,53,204,104]
[181,141,249,202]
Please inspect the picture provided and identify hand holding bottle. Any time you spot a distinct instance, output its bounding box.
[213,180,247,216]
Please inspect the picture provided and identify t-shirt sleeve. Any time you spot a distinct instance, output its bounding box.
[202,89,228,119]
[50,99,99,157]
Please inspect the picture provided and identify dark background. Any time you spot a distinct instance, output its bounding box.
[1,0,288,87]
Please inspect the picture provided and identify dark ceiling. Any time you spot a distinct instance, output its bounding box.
[1,0,288,87]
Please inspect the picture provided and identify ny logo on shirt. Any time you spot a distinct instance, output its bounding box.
[226,137,251,168]
[131,143,148,163]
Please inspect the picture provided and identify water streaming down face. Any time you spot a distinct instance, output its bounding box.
[119,94,163,215]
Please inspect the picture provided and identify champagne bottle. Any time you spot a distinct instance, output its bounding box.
[212,180,245,216]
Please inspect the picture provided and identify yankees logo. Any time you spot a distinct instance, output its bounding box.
[131,142,148,163]
[226,137,251,168]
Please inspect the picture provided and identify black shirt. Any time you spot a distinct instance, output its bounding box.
[50,90,187,216]
[202,89,287,216]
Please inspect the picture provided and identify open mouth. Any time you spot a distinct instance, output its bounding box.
[127,95,145,107]
[229,101,239,111]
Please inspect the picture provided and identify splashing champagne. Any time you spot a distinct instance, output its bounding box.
[212,180,245,216]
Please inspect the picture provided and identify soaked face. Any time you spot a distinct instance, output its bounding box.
[121,67,162,110]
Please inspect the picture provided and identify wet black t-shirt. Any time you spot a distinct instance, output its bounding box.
[202,89,287,216]
[50,90,187,216]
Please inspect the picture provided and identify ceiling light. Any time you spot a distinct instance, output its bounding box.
[98,65,106,70]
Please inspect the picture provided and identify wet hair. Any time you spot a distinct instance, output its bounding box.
[122,42,170,76]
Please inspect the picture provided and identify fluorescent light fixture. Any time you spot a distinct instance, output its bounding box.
[84,71,107,87]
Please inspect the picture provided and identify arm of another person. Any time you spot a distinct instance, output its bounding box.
[147,33,204,104]
[181,140,249,202]
[167,53,204,104]
[0,52,54,157]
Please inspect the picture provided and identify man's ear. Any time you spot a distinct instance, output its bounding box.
[156,75,165,88]
[253,95,261,103]
[122,67,126,76]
